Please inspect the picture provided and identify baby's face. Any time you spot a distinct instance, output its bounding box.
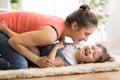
[76,45,103,63]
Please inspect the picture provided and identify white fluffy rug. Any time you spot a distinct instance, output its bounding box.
[0,60,120,79]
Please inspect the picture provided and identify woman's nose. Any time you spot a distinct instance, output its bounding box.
[83,37,88,41]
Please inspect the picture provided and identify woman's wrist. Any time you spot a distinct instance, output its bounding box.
[32,55,40,65]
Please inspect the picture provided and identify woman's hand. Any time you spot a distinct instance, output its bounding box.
[36,56,55,68]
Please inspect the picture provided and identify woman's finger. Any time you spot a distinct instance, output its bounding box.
[45,57,55,66]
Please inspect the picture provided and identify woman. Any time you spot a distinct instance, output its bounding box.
[0,4,97,69]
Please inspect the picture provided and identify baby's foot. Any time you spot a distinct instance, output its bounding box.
[0,21,8,33]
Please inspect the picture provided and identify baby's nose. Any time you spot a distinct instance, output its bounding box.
[89,49,94,54]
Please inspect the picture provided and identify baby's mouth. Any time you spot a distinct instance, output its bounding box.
[85,51,87,56]
[82,50,88,56]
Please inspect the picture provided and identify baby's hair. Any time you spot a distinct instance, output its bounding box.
[66,4,97,28]
[95,44,111,62]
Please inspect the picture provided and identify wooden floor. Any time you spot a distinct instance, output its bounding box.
[14,71,120,80]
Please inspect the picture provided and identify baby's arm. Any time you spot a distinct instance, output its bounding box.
[47,42,64,61]
[47,42,65,67]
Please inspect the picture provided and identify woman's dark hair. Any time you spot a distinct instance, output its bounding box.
[66,4,98,28]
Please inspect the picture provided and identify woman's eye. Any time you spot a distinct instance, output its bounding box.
[85,33,90,36]
[85,34,88,36]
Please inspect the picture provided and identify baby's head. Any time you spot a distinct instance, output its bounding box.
[75,44,110,63]
[94,44,110,62]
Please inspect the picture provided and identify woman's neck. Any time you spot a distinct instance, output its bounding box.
[61,25,71,38]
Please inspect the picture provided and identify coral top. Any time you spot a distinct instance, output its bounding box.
[0,11,65,38]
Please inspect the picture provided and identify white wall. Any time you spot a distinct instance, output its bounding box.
[0,0,11,12]
[106,0,120,52]
[18,0,79,19]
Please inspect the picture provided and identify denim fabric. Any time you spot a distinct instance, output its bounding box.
[0,58,10,70]
[57,47,71,66]
[0,32,28,69]
[38,44,55,56]
[57,43,72,66]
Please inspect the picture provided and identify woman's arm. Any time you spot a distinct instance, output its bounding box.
[0,21,39,54]
[1,21,65,67]
[0,21,57,67]
[8,25,57,67]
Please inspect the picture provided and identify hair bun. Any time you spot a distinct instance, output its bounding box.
[79,4,90,11]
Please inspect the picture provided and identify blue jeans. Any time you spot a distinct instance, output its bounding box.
[0,32,28,70]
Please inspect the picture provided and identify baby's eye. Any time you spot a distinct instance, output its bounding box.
[93,52,95,58]
[92,46,95,50]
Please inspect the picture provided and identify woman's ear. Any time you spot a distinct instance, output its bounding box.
[71,21,78,30]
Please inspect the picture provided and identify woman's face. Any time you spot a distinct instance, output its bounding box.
[75,45,103,63]
[70,24,96,43]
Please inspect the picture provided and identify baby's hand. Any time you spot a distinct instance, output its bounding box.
[55,42,64,49]
[0,21,8,33]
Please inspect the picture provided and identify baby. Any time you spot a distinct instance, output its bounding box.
[40,42,110,66]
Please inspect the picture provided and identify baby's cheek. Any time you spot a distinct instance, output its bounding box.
[86,56,94,62]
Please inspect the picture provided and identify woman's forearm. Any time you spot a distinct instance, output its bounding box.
[3,26,39,54]
[8,38,39,65]
[7,25,58,67]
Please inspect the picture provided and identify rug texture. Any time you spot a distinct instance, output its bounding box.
[0,60,120,79]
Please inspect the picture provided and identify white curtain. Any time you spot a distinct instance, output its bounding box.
[106,0,120,52]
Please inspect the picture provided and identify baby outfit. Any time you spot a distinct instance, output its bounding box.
[39,42,87,66]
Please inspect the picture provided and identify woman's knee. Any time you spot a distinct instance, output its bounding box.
[0,57,28,69]
[0,58,10,70]
[10,59,28,69]
[14,61,28,69]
